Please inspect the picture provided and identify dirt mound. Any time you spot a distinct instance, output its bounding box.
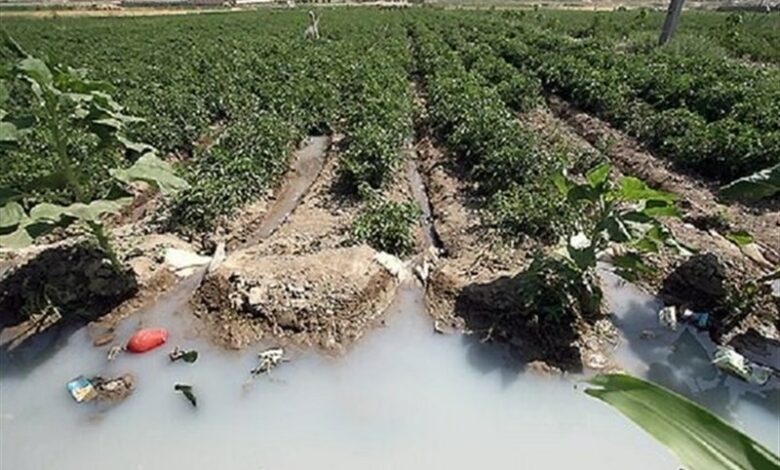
[0,244,138,330]
[194,245,399,352]
[415,129,615,372]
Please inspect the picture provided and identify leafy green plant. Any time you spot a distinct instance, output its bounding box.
[553,162,681,281]
[353,191,420,255]
[515,163,679,321]
[720,163,780,203]
[0,37,187,267]
[586,373,780,470]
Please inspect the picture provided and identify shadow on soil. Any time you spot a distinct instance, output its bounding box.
[0,244,137,377]
[453,273,583,374]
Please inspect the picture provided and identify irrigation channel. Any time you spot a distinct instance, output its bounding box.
[1,138,778,470]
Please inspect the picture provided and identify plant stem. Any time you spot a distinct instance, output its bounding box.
[45,95,86,202]
[87,220,121,271]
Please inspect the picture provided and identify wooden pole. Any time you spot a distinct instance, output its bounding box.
[659,0,686,46]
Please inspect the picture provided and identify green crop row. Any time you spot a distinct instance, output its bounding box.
[447,12,780,182]
[410,22,570,241]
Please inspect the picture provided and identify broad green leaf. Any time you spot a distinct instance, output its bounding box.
[0,225,33,248]
[632,223,670,253]
[567,183,598,203]
[567,244,597,271]
[599,215,631,243]
[586,374,780,470]
[117,135,156,155]
[586,162,611,188]
[0,187,21,205]
[720,163,780,203]
[552,171,572,196]
[612,252,655,281]
[725,230,754,247]
[30,198,132,223]
[0,80,8,105]
[617,177,677,203]
[18,57,53,86]
[0,202,26,229]
[0,121,19,144]
[643,199,681,218]
[111,153,189,196]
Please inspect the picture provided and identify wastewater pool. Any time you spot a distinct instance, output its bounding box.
[1,274,778,470]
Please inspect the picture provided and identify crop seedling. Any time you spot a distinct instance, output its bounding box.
[352,187,420,256]
[0,36,188,268]
[517,163,681,321]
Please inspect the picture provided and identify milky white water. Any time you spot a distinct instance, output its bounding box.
[1,271,778,470]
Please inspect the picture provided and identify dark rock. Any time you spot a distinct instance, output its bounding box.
[660,253,727,311]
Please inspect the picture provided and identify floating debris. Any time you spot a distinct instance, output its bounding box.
[126,328,168,353]
[207,242,226,274]
[658,306,678,330]
[164,248,211,277]
[713,346,774,386]
[251,347,285,376]
[374,252,411,282]
[169,346,199,363]
[92,374,136,403]
[174,384,197,408]
[658,305,710,331]
[107,345,123,361]
[66,376,98,403]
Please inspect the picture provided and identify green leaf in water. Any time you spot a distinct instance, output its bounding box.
[174,384,197,408]
[585,373,780,470]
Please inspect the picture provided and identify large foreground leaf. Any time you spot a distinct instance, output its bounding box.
[586,374,779,470]
[111,153,189,195]
[720,164,780,203]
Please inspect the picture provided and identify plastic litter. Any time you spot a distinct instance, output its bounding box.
[251,347,285,376]
[658,305,710,331]
[169,346,199,363]
[373,252,411,282]
[658,306,678,330]
[712,346,774,386]
[164,248,211,277]
[126,328,168,353]
[207,242,226,274]
[66,376,98,403]
[107,345,123,361]
[680,309,710,329]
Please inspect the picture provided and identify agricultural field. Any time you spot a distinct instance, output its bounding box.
[1,6,779,470]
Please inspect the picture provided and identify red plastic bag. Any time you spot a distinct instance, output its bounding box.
[126,328,168,353]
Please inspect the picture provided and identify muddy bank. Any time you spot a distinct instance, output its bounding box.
[191,132,423,353]
[195,246,399,351]
[413,126,616,372]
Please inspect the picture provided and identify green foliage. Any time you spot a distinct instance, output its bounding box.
[353,193,420,255]
[554,162,680,280]
[586,373,780,470]
[0,37,187,266]
[516,254,602,323]
[720,163,780,203]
